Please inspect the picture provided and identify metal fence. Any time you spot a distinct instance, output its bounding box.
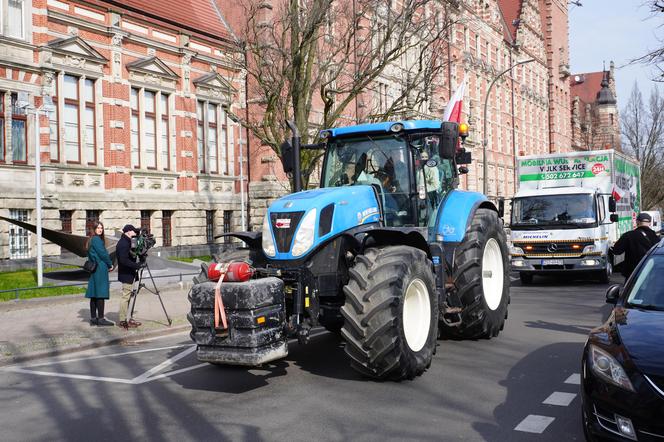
[0,271,199,301]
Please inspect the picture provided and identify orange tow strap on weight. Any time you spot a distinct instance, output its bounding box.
[214,263,229,330]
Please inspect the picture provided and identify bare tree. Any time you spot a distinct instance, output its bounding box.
[233,0,455,189]
[621,83,664,209]
[631,1,664,79]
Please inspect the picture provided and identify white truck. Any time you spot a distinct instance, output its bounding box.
[509,149,641,284]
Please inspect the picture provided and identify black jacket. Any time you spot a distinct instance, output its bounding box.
[612,226,659,278]
[116,234,141,284]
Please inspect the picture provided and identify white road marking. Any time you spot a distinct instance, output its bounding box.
[514,415,555,434]
[141,363,208,382]
[543,391,577,406]
[132,346,197,384]
[3,367,136,384]
[564,373,581,385]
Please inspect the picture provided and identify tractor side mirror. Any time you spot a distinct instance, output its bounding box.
[605,284,621,304]
[497,198,505,219]
[455,150,472,165]
[458,166,469,174]
[440,122,459,160]
[608,196,617,213]
[610,214,619,223]
[280,141,294,174]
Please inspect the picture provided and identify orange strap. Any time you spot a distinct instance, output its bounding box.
[214,263,229,330]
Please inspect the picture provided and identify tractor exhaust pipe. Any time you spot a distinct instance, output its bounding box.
[286,120,302,193]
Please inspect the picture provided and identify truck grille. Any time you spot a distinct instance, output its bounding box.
[270,211,305,254]
[516,241,594,257]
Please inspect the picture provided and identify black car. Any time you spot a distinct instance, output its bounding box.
[582,239,664,441]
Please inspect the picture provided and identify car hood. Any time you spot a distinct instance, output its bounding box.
[617,308,664,377]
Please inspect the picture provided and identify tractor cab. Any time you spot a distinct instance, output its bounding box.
[320,121,462,228]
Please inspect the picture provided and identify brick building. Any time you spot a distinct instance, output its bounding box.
[570,63,621,151]
[0,0,246,261]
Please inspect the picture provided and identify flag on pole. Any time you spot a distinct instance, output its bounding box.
[442,75,467,123]
[611,184,625,202]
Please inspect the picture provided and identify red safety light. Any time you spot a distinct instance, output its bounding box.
[208,261,254,282]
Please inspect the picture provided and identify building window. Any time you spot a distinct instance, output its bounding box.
[59,210,73,233]
[5,0,25,39]
[223,210,232,244]
[0,94,4,162]
[83,79,96,165]
[162,210,172,247]
[206,210,214,244]
[85,210,100,236]
[140,210,151,233]
[62,75,81,163]
[49,89,59,162]
[9,209,30,259]
[197,100,227,174]
[130,87,140,168]
[144,90,157,169]
[160,93,170,170]
[10,93,27,163]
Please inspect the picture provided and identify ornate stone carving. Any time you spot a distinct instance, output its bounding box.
[65,55,86,68]
[112,33,124,47]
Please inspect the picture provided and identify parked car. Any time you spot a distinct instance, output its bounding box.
[581,239,664,441]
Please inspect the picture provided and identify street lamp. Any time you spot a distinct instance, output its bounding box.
[227,112,247,231]
[16,92,55,287]
[482,58,534,195]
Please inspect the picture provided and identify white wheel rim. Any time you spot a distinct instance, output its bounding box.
[481,238,504,311]
[403,278,431,352]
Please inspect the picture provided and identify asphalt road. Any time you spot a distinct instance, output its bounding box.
[0,274,617,441]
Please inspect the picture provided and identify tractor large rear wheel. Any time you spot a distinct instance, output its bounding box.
[440,208,510,339]
[341,246,438,380]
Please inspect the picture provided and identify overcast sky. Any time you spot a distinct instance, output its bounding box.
[569,0,661,109]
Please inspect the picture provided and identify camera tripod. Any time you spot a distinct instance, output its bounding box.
[128,259,172,326]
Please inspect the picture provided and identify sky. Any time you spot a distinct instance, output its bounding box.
[569,0,662,108]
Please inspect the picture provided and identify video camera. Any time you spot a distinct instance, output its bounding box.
[131,228,156,259]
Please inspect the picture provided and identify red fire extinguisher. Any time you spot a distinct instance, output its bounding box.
[207,261,254,282]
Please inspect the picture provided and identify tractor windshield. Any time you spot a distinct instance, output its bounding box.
[322,135,413,225]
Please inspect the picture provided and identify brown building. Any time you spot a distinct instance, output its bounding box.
[0,0,246,262]
[570,63,621,151]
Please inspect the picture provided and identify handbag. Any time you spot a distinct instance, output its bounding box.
[83,260,97,273]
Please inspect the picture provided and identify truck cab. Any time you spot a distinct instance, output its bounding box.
[509,187,615,284]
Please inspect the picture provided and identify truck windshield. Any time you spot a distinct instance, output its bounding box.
[512,194,597,228]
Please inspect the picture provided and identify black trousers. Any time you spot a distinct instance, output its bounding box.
[89,298,105,319]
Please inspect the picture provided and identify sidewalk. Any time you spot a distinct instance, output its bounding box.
[0,273,198,366]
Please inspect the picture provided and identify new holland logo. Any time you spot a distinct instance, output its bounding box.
[275,219,291,229]
[547,243,558,253]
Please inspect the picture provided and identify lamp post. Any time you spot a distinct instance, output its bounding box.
[17,92,54,287]
[482,58,534,195]
[228,112,247,231]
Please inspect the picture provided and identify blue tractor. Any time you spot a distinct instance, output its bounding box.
[188,120,510,380]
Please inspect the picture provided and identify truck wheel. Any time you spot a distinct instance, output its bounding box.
[596,262,612,284]
[341,246,438,380]
[519,273,533,285]
[441,208,510,339]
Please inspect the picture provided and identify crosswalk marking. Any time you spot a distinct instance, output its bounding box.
[564,373,581,385]
[543,391,577,406]
[514,415,555,434]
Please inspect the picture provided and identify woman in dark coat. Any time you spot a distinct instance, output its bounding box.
[85,222,114,326]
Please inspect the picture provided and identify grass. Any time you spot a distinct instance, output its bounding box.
[0,267,86,301]
[168,255,212,263]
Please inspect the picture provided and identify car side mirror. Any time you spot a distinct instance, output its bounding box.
[610,214,619,223]
[606,284,621,304]
[608,196,617,213]
[440,122,459,160]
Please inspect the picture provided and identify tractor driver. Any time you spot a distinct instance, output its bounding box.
[377,158,408,219]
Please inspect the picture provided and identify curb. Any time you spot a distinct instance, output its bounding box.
[0,324,191,367]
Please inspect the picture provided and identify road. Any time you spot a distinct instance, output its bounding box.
[0,275,615,441]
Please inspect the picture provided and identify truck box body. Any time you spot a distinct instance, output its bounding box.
[510,149,640,279]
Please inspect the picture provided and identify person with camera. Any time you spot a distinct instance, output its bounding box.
[85,222,114,326]
[116,224,144,329]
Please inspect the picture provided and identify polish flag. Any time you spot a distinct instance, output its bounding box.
[442,75,467,123]
[612,185,625,202]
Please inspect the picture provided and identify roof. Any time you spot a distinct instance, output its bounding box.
[102,0,234,43]
[324,120,443,138]
[497,0,522,42]
[570,71,605,106]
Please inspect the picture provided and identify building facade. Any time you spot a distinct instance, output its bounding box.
[0,0,247,261]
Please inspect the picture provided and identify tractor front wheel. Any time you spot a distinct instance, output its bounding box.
[341,246,438,380]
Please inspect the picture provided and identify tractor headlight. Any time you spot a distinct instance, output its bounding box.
[589,345,635,392]
[262,214,276,257]
[291,209,317,257]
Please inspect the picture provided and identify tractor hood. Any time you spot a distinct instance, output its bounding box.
[262,185,381,260]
